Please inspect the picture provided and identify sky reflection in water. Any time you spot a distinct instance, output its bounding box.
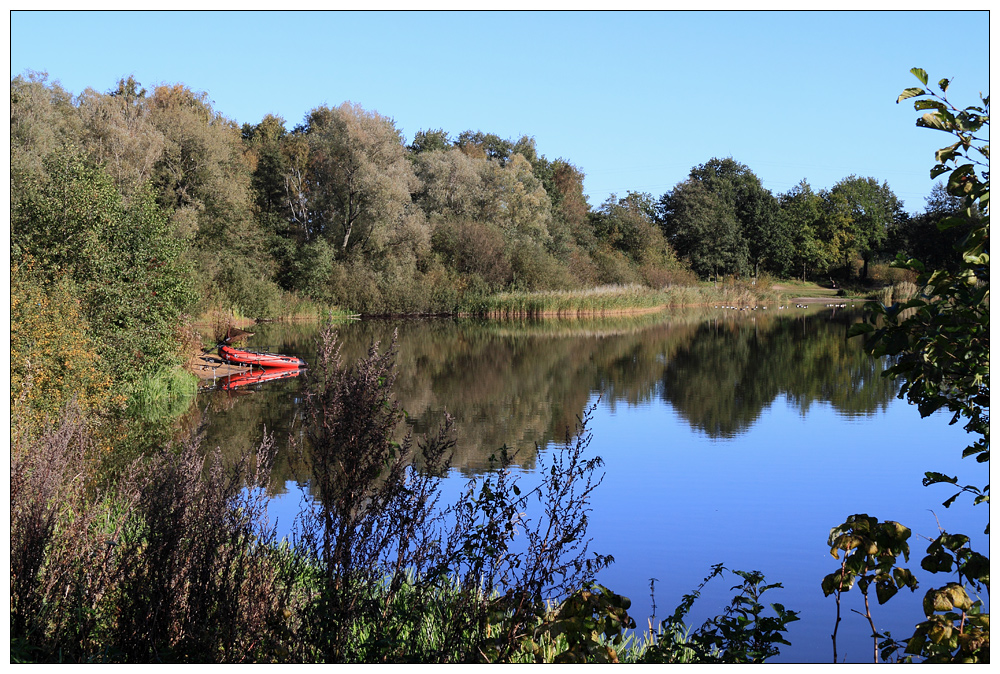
[202,311,988,663]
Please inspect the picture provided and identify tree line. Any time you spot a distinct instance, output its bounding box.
[9,70,976,420]
[13,72,976,313]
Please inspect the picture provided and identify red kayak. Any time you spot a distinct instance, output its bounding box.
[220,345,306,369]
[219,367,302,391]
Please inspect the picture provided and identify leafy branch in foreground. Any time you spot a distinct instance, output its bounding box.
[834,68,989,664]
[851,67,989,511]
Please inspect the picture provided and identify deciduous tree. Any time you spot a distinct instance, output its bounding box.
[778,180,826,280]
[658,178,745,279]
[827,175,905,280]
[300,102,419,255]
[77,77,165,204]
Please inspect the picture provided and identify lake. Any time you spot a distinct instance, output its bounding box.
[183,307,989,663]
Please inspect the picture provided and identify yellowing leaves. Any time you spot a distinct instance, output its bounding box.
[11,259,112,439]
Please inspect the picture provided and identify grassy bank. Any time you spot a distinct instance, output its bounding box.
[125,366,199,423]
[462,281,783,318]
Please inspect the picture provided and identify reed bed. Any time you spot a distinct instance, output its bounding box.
[471,284,665,318]
[891,280,919,303]
[868,280,920,306]
[125,366,199,423]
[465,284,778,318]
[468,282,781,318]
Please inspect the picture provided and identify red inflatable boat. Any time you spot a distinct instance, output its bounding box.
[219,345,306,369]
[219,367,302,391]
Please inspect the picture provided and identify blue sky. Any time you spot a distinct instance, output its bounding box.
[9,10,990,213]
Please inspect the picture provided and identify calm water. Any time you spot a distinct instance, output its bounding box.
[183,308,989,663]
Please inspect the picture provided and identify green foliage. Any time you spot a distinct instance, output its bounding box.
[828,524,991,664]
[828,175,906,279]
[125,366,198,424]
[455,129,514,163]
[430,218,512,289]
[409,127,451,154]
[214,253,285,318]
[76,76,165,203]
[11,148,197,395]
[640,565,799,663]
[897,531,989,663]
[850,69,989,498]
[892,183,981,273]
[822,514,921,663]
[657,157,787,280]
[10,259,115,436]
[530,583,635,663]
[658,176,747,279]
[295,102,420,253]
[15,69,983,320]
[824,514,917,602]
[830,68,990,665]
[590,191,671,264]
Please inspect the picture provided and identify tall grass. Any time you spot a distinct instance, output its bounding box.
[268,292,358,321]
[469,284,666,317]
[124,366,198,423]
[869,280,920,306]
[10,408,292,663]
[465,281,782,318]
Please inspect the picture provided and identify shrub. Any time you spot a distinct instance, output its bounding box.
[637,565,799,663]
[869,262,918,286]
[215,254,285,319]
[292,326,616,662]
[589,245,642,286]
[431,218,512,289]
[10,259,116,439]
[641,263,698,289]
[891,280,918,303]
[508,241,578,291]
[10,402,291,663]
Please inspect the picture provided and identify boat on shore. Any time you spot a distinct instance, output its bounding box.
[219,344,306,369]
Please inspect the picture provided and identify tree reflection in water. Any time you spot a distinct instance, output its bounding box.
[180,307,897,492]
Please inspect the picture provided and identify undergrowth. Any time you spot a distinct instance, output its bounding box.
[10,324,797,663]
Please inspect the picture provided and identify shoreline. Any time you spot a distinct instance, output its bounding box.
[181,290,864,377]
[185,348,256,380]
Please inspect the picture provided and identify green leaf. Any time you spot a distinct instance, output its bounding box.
[898,87,926,104]
[938,78,950,92]
[962,552,989,585]
[822,570,851,596]
[934,141,962,164]
[919,111,952,131]
[892,567,918,591]
[914,99,948,113]
[938,533,970,551]
[910,68,929,86]
[875,577,899,604]
[947,164,976,195]
[930,164,951,179]
[922,472,958,487]
[936,215,969,232]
